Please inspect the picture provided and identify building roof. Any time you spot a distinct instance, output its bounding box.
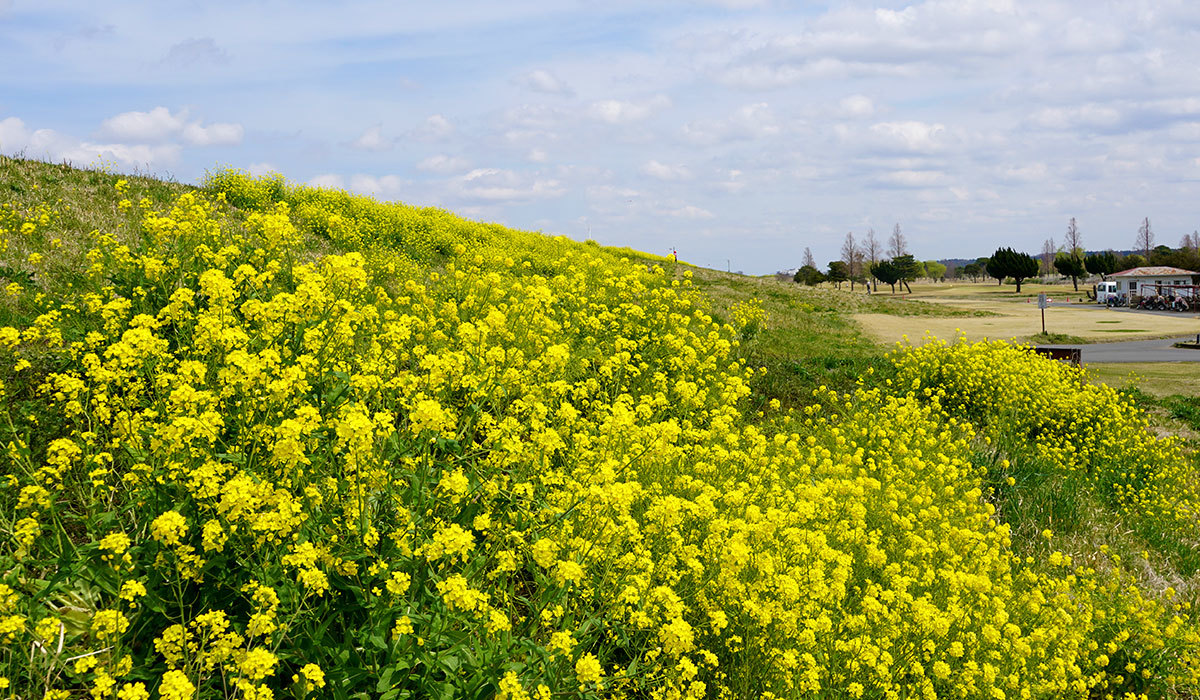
[1108,266,1198,278]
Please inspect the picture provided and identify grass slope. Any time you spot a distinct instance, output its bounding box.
[1,157,1198,698]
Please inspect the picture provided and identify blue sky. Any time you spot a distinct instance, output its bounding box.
[4,0,1200,274]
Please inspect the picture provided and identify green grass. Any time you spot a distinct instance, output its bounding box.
[7,155,1200,637]
[1030,331,1088,344]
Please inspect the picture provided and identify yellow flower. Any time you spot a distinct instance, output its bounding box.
[575,653,604,686]
[158,670,195,700]
[292,663,326,691]
[237,648,279,681]
[393,616,414,637]
[91,610,129,641]
[151,511,188,547]
[117,683,150,700]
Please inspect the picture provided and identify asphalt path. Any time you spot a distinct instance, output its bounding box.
[1024,300,1200,361]
[1039,336,1200,363]
[1048,301,1200,320]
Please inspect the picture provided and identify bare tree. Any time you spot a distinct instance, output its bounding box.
[1181,230,1200,253]
[1136,218,1154,258]
[1064,217,1082,256]
[864,228,880,265]
[802,246,816,269]
[1040,237,1057,276]
[887,222,908,258]
[840,232,860,290]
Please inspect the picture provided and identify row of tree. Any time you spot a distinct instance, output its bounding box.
[793,217,1200,294]
[794,223,935,292]
[1035,217,1200,289]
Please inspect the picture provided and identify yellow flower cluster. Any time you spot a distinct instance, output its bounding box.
[890,337,1200,538]
[0,171,1196,698]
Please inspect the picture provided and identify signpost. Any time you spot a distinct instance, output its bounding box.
[1038,293,1047,334]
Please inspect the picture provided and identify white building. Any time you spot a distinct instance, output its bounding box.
[1107,266,1199,298]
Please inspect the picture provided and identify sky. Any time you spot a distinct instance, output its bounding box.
[3,1,1200,274]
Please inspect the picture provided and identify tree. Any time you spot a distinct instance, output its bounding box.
[986,256,1006,285]
[864,228,880,266]
[1085,251,1118,279]
[1064,218,1082,257]
[1040,237,1057,276]
[924,260,947,281]
[1121,253,1147,270]
[827,260,849,288]
[1054,251,1085,291]
[962,262,982,281]
[988,247,1039,292]
[870,259,901,293]
[1181,230,1200,254]
[891,254,922,293]
[841,232,863,290]
[887,223,907,258]
[794,264,825,286]
[802,246,817,269]
[1012,250,1040,293]
[1136,218,1153,258]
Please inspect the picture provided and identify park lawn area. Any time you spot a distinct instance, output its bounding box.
[853,306,1200,345]
[901,280,1091,304]
[857,280,1200,344]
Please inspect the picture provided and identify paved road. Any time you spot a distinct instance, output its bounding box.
[1039,336,1200,363]
[1049,302,1200,320]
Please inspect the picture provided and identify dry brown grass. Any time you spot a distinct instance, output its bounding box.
[855,303,1200,345]
[1086,362,1200,397]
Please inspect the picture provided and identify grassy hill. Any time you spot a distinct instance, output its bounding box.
[1,155,1198,699]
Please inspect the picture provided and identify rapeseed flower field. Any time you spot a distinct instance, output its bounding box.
[0,162,1198,698]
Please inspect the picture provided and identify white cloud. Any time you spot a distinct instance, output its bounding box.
[683,102,781,144]
[96,106,241,146]
[62,141,182,167]
[517,69,573,95]
[413,114,455,140]
[587,95,671,124]
[349,124,393,152]
[416,154,471,174]
[866,121,948,153]
[662,205,714,219]
[1001,163,1049,182]
[838,95,875,118]
[641,159,691,180]
[1028,105,1122,131]
[0,115,181,168]
[348,174,407,197]
[245,162,278,176]
[309,174,345,189]
[181,121,243,146]
[19,0,1200,273]
[0,117,31,150]
[452,168,566,202]
[716,169,746,193]
[875,170,946,188]
[98,107,186,143]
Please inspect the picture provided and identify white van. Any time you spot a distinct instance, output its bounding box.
[1095,281,1117,304]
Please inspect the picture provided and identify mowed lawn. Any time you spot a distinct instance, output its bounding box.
[855,280,1200,344]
